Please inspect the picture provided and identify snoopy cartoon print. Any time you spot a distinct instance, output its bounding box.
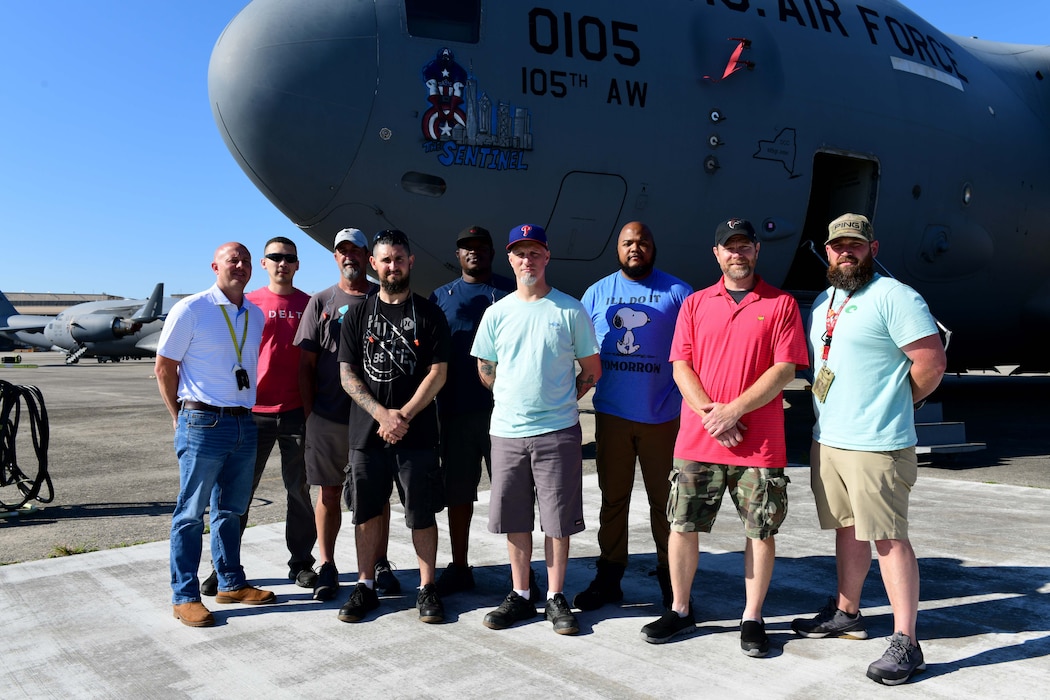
[612,307,650,355]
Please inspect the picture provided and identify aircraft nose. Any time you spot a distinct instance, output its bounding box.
[208,0,377,224]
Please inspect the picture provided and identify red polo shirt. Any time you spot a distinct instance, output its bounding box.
[669,276,808,467]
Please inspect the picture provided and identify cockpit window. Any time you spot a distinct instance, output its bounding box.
[405,0,480,43]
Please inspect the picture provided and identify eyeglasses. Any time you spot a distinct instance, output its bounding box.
[265,253,299,264]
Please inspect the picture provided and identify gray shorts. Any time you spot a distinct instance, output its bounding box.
[304,412,349,487]
[488,423,585,538]
[439,410,492,507]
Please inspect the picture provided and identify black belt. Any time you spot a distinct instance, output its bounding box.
[181,400,251,416]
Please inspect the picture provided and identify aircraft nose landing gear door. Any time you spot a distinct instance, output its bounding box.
[546,171,628,261]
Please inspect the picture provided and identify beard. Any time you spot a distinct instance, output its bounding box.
[518,272,538,286]
[827,255,875,292]
[341,263,361,282]
[722,261,753,282]
[619,256,655,280]
[380,270,410,295]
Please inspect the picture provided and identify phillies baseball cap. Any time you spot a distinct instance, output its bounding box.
[506,223,548,250]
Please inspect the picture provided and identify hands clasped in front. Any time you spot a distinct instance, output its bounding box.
[700,402,747,448]
[376,407,410,444]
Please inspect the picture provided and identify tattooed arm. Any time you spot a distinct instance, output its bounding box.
[340,361,408,443]
[477,358,497,391]
[575,353,601,400]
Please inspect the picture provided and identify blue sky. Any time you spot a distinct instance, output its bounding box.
[1,1,1046,298]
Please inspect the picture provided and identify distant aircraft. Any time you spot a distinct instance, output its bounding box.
[208,0,1050,371]
[0,284,172,364]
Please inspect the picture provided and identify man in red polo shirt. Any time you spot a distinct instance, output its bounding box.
[639,218,808,657]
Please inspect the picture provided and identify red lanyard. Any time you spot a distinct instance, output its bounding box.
[821,290,854,362]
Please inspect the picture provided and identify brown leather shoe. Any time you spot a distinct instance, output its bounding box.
[173,601,215,627]
[214,585,277,605]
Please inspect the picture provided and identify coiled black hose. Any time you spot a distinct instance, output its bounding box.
[0,379,52,512]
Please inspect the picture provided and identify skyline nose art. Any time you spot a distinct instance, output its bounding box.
[208,0,379,225]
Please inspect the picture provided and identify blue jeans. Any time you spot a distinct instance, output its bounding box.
[248,408,316,572]
[170,409,257,604]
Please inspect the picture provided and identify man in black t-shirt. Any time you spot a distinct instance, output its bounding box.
[338,230,451,625]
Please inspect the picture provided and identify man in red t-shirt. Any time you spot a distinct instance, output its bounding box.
[639,219,808,657]
[201,236,317,596]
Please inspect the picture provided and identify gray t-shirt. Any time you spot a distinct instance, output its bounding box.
[293,283,374,422]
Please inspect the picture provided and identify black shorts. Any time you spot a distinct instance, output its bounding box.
[348,446,442,529]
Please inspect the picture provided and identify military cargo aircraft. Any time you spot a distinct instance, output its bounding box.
[208,0,1049,371]
[0,284,171,364]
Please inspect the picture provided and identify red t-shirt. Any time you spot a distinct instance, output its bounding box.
[669,277,808,467]
[246,286,311,412]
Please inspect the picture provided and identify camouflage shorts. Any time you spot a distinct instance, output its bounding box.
[666,460,790,539]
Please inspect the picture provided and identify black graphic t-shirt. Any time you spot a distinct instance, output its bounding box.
[338,292,450,449]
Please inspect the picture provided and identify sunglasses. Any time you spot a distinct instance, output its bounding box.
[265,253,299,264]
[373,229,409,245]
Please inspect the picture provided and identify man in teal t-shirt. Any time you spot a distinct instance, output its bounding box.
[472,223,600,636]
[793,213,946,687]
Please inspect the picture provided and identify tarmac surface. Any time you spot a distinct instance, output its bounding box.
[1,352,1048,697]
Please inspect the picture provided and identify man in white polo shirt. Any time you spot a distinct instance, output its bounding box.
[155,242,278,627]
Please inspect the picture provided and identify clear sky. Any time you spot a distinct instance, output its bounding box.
[1,1,1046,298]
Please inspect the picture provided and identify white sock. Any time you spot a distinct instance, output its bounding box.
[514,588,530,600]
[361,579,375,589]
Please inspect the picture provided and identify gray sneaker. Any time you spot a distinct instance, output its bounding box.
[791,597,868,639]
[866,632,926,685]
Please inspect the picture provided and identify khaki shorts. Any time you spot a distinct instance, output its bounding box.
[666,459,789,540]
[810,441,917,541]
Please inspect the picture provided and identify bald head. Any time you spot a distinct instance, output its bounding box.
[211,242,253,304]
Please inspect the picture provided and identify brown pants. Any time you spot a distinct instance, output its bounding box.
[594,413,679,568]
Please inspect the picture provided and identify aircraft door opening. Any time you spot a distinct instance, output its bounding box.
[782,152,879,293]
[546,171,627,261]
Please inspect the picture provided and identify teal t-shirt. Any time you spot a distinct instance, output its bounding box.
[471,288,600,438]
[807,274,939,450]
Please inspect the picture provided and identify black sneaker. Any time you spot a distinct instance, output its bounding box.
[740,619,770,658]
[545,593,579,635]
[291,566,318,589]
[483,592,539,630]
[573,560,624,612]
[200,570,218,597]
[337,582,379,622]
[436,562,476,596]
[417,584,445,624]
[375,558,401,595]
[313,562,339,602]
[866,632,926,685]
[791,597,868,639]
[640,607,696,644]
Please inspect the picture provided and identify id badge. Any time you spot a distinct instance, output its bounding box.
[812,365,835,403]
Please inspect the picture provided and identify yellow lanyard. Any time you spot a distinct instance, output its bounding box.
[220,306,249,366]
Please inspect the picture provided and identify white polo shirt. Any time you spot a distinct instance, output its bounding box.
[157,284,264,409]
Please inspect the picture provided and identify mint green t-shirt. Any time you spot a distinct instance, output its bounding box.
[808,274,939,450]
[471,288,599,438]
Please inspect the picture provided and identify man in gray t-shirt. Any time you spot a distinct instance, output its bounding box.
[293,228,397,605]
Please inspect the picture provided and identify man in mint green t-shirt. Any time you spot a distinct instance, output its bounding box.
[472,223,600,636]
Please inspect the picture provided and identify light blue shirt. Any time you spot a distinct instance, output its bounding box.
[472,288,599,438]
[157,284,264,409]
[581,268,692,424]
[808,274,938,450]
